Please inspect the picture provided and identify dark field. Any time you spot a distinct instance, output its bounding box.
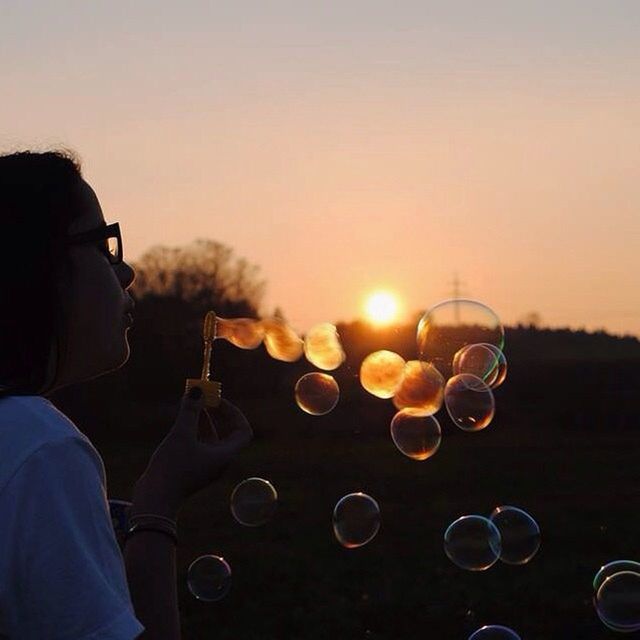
[60,348,640,640]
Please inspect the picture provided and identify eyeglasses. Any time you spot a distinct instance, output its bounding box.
[68,222,123,265]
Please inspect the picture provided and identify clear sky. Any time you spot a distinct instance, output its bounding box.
[2,1,639,335]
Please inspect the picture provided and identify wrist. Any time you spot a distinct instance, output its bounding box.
[131,474,182,520]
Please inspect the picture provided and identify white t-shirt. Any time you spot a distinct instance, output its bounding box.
[0,395,144,639]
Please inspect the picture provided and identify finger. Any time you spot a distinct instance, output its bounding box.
[198,409,220,444]
[210,399,253,453]
[173,387,206,436]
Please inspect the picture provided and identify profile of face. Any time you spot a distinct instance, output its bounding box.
[54,179,136,388]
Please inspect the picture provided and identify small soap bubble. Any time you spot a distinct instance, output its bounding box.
[333,493,381,548]
[390,409,441,461]
[489,506,541,565]
[216,317,265,349]
[444,374,495,431]
[187,555,232,602]
[230,477,278,527]
[468,626,521,640]
[360,350,406,399]
[304,323,346,370]
[417,299,504,378]
[393,360,444,414]
[594,561,640,593]
[444,515,502,571]
[295,372,340,415]
[453,343,507,389]
[595,571,640,632]
[262,317,304,362]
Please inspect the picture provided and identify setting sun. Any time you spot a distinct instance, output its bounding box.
[364,291,400,326]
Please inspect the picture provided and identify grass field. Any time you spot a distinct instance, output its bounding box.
[90,357,640,639]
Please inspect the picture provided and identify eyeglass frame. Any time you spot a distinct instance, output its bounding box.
[67,222,123,265]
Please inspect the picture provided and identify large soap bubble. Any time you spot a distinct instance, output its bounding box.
[453,343,507,389]
[468,626,521,640]
[444,374,495,431]
[360,350,406,399]
[595,570,640,632]
[393,361,444,414]
[417,299,504,378]
[230,477,278,527]
[333,493,381,548]
[303,323,346,370]
[390,409,441,461]
[216,317,265,349]
[295,372,340,415]
[187,555,232,602]
[444,515,501,571]
[489,505,540,565]
[262,317,304,362]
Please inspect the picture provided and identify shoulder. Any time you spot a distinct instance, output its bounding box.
[0,395,102,494]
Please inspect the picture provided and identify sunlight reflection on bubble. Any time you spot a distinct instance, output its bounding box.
[303,323,346,370]
[360,350,406,399]
[468,625,521,640]
[295,372,340,415]
[216,316,265,349]
[393,360,444,414]
[262,317,304,362]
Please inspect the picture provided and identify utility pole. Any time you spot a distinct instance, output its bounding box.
[450,273,466,324]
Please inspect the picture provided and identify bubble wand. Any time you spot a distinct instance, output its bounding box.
[185,311,222,407]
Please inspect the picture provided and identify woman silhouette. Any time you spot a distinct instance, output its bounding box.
[0,151,252,639]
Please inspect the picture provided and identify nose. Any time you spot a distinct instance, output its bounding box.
[115,260,136,290]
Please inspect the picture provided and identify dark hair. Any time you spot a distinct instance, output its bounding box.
[0,150,84,395]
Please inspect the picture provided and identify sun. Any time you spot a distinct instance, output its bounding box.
[365,291,399,326]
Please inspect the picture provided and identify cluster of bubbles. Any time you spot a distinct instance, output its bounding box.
[592,560,640,632]
[444,506,540,571]
[215,315,345,416]
[359,299,507,461]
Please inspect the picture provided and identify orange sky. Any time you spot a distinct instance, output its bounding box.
[2,2,639,335]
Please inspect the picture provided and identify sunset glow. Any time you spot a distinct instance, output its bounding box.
[365,291,399,326]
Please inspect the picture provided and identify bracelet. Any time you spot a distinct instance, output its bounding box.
[128,513,177,528]
[125,522,178,546]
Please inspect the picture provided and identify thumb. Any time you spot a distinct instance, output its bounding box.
[174,386,206,435]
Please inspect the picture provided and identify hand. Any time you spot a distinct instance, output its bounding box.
[131,390,253,519]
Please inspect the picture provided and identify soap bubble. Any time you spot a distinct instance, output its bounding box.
[444,374,495,431]
[187,555,232,602]
[468,626,521,640]
[295,372,340,415]
[303,323,346,370]
[595,570,640,632]
[444,515,501,571]
[333,493,381,548]
[360,350,406,399]
[216,317,265,349]
[262,317,304,362]
[594,561,640,593]
[393,361,444,414]
[230,477,278,527]
[390,409,441,461]
[489,506,541,565]
[453,343,507,389]
[417,299,504,378]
